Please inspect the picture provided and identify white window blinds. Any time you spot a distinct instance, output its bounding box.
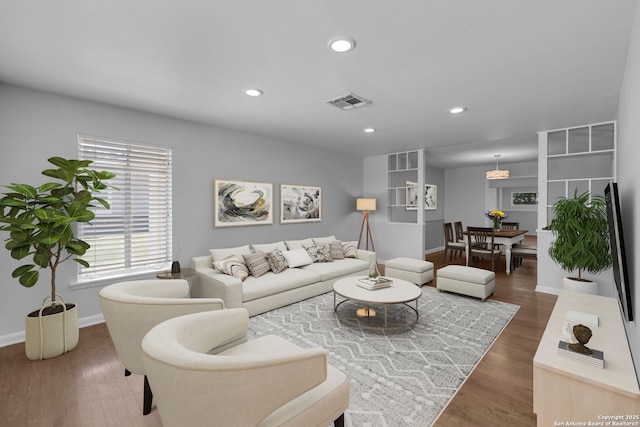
[77,136,172,281]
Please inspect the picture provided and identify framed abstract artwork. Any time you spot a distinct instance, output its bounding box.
[405,181,437,210]
[280,184,321,223]
[512,192,538,206]
[214,179,273,227]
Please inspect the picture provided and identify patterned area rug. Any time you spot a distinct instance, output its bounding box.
[248,286,519,426]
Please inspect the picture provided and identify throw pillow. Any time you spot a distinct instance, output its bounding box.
[210,245,252,262]
[242,251,271,278]
[252,241,287,253]
[282,248,314,268]
[312,235,337,245]
[213,254,249,281]
[329,240,344,260]
[342,241,357,258]
[285,238,314,250]
[267,248,287,274]
[303,244,333,263]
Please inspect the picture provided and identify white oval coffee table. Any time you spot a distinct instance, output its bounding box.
[333,276,421,331]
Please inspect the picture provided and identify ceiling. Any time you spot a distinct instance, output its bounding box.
[0,1,636,169]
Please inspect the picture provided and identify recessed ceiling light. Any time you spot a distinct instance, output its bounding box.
[243,88,263,97]
[363,128,376,133]
[328,37,356,53]
[448,106,467,114]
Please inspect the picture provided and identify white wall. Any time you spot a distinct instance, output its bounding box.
[0,84,363,343]
[617,0,640,384]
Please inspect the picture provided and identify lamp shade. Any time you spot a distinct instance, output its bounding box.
[486,169,510,179]
[486,154,509,180]
[356,198,376,211]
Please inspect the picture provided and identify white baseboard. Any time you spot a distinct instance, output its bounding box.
[0,313,105,348]
[535,285,561,295]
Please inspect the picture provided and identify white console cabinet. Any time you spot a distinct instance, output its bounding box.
[533,291,640,425]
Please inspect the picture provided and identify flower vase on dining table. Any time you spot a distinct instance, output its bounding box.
[493,218,501,231]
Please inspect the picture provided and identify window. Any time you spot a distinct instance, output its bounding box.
[77,136,172,282]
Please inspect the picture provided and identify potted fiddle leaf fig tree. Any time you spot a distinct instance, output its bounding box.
[0,157,115,360]
[548,189,611,295]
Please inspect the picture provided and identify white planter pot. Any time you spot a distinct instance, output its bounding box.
[25,299,79,361]
[562,277,598,295]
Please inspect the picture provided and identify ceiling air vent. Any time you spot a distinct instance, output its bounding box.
[325,92,372,110]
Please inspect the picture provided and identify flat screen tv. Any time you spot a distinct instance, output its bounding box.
[604,181,633,322]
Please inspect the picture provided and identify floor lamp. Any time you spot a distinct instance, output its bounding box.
[356,198,376,251]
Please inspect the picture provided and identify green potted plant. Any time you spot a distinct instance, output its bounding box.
[548,189,611,295]
[0,157,115,360]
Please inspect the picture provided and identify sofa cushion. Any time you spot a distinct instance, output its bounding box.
[267,248,288,274]
[300,258,369,282]
[312,235,337,244]
[329,240,344,260]
[242,268,321,302]
[342,241,357,258]
[282,249,313,268]
[252,241,287,253]
[213,255,249,281]
[285,238,314,250]
[210,245,252,263]
[243,251,271,278]
[303,244,333,263]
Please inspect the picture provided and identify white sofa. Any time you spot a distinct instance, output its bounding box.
[190,236,376,316]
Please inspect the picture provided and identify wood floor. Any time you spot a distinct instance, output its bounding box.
[0,237,556,427]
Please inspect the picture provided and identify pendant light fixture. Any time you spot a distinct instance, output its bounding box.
[486,154,509,180]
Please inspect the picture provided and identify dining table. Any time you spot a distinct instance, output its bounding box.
[463,229,528,275]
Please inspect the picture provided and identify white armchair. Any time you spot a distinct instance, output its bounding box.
[141,308,350,427]
[98,279,227,415]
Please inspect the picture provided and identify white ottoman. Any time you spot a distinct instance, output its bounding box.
[385,257,434,286]
[436,265,495,301]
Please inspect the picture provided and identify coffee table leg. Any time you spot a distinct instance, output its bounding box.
[384,304,388,328]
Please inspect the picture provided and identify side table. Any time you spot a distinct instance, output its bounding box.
[156,268,197,296]
[156,268,196,280]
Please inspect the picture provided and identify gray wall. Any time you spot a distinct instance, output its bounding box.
[0,84,363,341]
[444,161,538,235]
[363,153,445,261]
[617,0,640,384]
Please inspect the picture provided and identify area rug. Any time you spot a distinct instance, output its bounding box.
[247,286,519,426]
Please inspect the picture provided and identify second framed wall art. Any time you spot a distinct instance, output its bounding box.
[280,184,321,223]
[405,181,437,210]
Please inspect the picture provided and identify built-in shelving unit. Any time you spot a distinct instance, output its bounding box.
[536,120,617,295]
[387,150,423,223]
[539,121,616,227]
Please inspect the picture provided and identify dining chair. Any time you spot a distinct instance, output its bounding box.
[466,226,502,271]
[501,221,519,230]
[510,245,537,271]
[454,221,465,243]
[443,222,466,262]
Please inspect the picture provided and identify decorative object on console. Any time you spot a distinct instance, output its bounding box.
[356,198,376,251]
[557,324,604,368]
[405,181,437,210]
[486,154,509,179]
[485,209,507,230]
[214,179,273,227]
[280,184,321,223]
[548,189,611,295]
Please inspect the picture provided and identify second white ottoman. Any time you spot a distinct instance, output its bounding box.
[436,265,495,301]
[385,257,434,286]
